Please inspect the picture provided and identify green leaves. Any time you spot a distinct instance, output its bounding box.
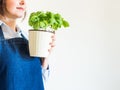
[28,11,70,31]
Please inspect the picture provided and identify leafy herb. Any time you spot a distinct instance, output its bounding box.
[28,11,70,31]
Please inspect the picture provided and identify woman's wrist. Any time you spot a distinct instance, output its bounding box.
[40,57,49,69]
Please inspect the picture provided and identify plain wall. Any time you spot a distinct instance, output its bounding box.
[20,0,120,90]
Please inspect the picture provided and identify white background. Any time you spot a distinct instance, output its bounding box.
[19,0,120,90]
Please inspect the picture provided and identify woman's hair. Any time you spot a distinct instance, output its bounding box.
[0,0,26,20]
[0,0,5,15]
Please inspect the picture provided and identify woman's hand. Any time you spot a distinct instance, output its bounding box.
[41,33,56,69]
[48,33,56,54]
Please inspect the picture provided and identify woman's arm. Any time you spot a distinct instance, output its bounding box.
[40,33,55,81]
[40,57,49,69]
[40,58,50,81]
[41,33,55,68]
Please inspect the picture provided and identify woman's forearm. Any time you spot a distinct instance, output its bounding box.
[40,57,49,69]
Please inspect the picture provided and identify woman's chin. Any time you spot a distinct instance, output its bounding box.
[16,14,24,19]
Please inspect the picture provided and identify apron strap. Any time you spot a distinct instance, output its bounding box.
[0,26,5,40]
[21,33,27,40]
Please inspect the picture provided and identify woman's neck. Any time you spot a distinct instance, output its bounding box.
[0,15,17,32]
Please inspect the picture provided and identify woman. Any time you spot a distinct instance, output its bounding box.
[0,0,55,90]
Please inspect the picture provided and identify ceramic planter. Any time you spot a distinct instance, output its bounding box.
[29,30,54,57]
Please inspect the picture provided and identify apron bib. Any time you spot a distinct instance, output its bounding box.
[0,27,44,90]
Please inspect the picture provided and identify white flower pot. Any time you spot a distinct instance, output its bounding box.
[29,30,54,57]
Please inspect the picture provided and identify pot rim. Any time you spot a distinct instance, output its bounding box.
[29,29,55,33]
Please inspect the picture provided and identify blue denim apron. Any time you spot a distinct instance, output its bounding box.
[0,27,44,90]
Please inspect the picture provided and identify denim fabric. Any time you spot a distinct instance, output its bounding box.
[0,27,44,90]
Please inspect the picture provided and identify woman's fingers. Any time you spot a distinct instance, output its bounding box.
[48,34,56,52]
[51,34,56,41]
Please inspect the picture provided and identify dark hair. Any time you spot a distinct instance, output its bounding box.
[0,0,5,15]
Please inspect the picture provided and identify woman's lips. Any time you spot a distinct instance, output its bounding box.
[16,7,25,11]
